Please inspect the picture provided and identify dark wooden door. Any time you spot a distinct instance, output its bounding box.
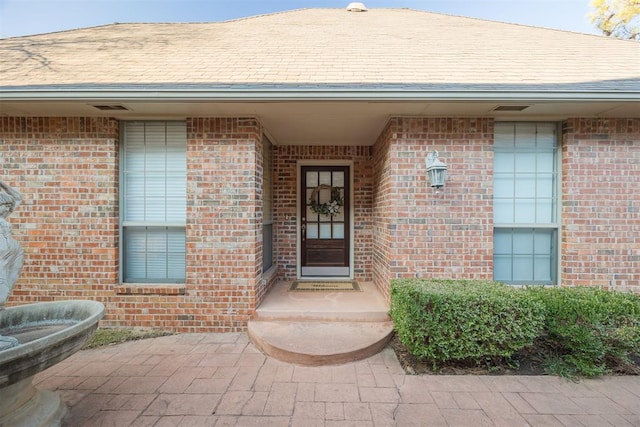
[301,166,350,277]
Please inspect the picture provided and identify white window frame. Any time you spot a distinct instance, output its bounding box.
[119,121,187,284]
[493,122,561,285]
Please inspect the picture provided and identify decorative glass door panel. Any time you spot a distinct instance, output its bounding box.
[301,166,350,277]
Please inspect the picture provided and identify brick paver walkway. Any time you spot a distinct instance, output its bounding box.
[35,333,640,426]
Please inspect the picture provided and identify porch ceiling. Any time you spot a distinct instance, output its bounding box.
[1,99,638,145]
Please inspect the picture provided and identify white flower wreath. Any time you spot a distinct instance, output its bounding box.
[309,184,344,216]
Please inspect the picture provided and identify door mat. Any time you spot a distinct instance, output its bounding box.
[289,281,361,292]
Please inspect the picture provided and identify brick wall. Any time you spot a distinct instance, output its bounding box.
[371,123,395,299]
[274,146,373,282]
[184,117,263,330]
[3,115,638,332]
[1,116,266,332]
[0,117,120,304]
[113,118,265,331]
[562,118,640,292]
[372,118,495,299]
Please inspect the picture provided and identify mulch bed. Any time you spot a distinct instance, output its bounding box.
[390,334,640,376]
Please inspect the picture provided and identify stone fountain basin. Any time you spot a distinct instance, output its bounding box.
[0,300,105,388]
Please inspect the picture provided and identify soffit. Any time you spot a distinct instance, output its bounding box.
[1,100,637,145]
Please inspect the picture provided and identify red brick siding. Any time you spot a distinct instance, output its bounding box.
[1,116,266,332]
[372,118,495,300]
[371,122,395,299]
[274,146,373,282]
[3,114,638,332]
[562,118,640,292]
[0,117,120,305]
[185,118,263,330]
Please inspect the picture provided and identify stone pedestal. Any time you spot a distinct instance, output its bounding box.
[0,301,104,426]
[0,378,67,427]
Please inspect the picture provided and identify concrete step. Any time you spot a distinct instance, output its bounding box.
[254,308,390,322]
[247,320,394,366]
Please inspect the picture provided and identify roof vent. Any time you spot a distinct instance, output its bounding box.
[346,2,368,12]
[92,105,129,111]
[492,105,529,112]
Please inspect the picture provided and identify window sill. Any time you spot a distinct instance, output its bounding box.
[115,284,186,296]
[263,265,278,283]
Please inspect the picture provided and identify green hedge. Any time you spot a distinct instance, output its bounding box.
[390,279,545,365]
[526,286,640,376]
[390,279,640,377]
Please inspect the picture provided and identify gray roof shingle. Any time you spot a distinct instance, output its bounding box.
[1,8,638,93]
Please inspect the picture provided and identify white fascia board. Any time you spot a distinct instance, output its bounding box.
[1,87,639,102]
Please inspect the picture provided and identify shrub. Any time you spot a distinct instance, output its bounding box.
[527,286,640,377]
[390,279,545,366]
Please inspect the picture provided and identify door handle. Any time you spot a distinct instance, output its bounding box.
[301,223,306,241]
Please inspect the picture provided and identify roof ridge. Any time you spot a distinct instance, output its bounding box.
[0,23,124,40]
[0,21,223,40]
[218,7,313,23]
[0,8,314,40]
[369,7,606,38]
[229,7,608,38]
[2,7,610,41]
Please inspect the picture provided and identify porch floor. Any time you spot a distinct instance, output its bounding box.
[249,281,393,366]
[254,280,390,322]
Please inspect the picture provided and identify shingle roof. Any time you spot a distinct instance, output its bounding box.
[1,8,639,93]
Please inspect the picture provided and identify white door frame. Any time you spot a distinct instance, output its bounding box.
[297,160,354,280]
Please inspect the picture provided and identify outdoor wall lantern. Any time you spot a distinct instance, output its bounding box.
[426,151,447,192]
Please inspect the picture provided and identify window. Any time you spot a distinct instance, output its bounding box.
[493,123,559,285]
[263,136,273,272]
[121,121,187,283]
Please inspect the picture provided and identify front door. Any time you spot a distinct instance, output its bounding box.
[301,166,350,277]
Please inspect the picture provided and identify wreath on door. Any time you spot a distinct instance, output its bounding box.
[309,184,344,216]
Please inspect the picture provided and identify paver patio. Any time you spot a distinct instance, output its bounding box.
[34,333,640,426]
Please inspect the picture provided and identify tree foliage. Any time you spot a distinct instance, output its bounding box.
[590,0,640,40]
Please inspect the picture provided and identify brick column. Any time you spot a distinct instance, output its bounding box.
[186,118,263,330]
[562,118,640,292]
